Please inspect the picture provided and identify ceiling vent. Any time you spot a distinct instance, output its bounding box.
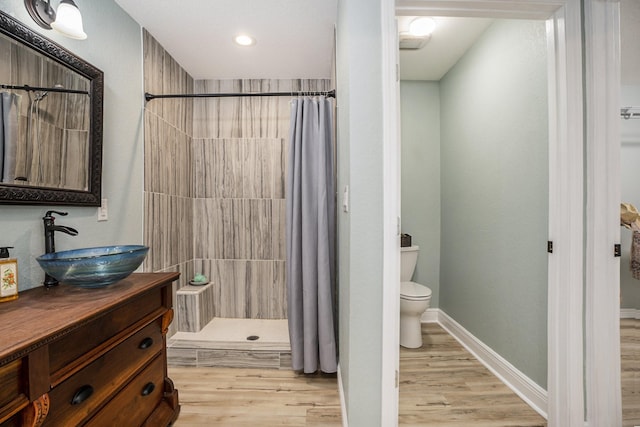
[399,34,431,50]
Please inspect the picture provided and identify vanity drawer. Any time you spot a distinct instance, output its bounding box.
[0,359,27,425]
[49,288,164,376]
[85,354,165,427]
[0,359,23,412]
[43,319,163,427]
[0,414,20,427]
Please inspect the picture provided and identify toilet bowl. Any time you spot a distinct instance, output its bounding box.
[400,281,431,348]
[400,246,432,348]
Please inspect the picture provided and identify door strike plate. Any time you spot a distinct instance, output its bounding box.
[614,244,621,257]
[547,241,553,253]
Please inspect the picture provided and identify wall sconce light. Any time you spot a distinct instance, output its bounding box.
[24,0,87,40]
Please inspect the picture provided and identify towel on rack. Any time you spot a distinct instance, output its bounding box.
[631,231,640,280]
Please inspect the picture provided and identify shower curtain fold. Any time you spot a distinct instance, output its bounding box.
[286,96,338,374]
[0,92,20,183]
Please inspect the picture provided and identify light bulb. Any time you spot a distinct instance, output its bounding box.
[408,17,436,37]
[51,0,87,40]
[234,34,256,46]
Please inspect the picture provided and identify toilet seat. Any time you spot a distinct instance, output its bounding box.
[400,281,432,301]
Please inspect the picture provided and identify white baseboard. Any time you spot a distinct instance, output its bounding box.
[337,364,348,427]
[430,309,548,420]
[620,308,640,319]
[339,309,548,425]
[421,307,439,323]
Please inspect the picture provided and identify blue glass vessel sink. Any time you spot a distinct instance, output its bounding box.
[36,245,149,288]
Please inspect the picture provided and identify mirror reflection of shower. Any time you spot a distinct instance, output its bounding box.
[0,80,91,190]
[23,83,64,185]
[0,26,95,194]
[13,83,72,187]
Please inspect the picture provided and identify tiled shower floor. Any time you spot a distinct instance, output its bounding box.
[167,318,292,369]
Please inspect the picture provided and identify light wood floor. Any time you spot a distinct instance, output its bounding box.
[621,318,640,427]
[399,323,547,427]
[169,322,550,426]
[168,367,342,426]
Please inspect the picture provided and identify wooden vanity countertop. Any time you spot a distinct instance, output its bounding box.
[0,272,179,363]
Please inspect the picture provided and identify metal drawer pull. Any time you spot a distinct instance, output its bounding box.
[71,385,94,405]
[138,337,154,349]
[141,382,155,396]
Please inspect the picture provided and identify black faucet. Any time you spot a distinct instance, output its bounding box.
[43,210,79,288]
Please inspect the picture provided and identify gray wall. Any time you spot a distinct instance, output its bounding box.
[0,0,144,291]
[400,81,441,306]
[337,0,386,424]
[619,0,640,311]
[620,84,640,310]
[438,20,549,388]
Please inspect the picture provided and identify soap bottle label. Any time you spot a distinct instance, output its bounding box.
[0,259,18,297]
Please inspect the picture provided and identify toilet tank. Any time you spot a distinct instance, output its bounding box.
[400,245,419,282]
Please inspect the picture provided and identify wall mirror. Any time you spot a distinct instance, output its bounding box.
[0,10,103,206]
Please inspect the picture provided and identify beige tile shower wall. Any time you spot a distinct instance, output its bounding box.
[142,28,194,317]
[142,30,331,323]
[192,259,287,319]
[193,78,331,319]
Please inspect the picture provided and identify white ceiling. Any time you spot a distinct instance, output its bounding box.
[114,0,489,82]
[112,0,640,85]
[114,0,338,80]
[398,16,492,80]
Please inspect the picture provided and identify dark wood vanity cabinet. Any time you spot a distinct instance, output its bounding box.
[0,273,180,427]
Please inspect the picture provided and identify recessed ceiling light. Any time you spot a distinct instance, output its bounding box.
[408,17,437,37]
[234,34,256,46]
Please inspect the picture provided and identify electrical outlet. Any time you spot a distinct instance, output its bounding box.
[97,198,108,221]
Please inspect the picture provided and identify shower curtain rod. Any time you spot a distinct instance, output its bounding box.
[0,84,89,95]
[145,89,336,102]
[621,107,640,120]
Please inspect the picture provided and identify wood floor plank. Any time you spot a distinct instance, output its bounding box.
[169,366,342,426]
[169,320,638,426]
[621,318,640,427]
[399,323,547,427]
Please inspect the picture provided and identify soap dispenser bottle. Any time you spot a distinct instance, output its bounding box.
[0,246,18,302]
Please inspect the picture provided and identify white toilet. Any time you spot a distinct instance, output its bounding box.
[400,245,432,348]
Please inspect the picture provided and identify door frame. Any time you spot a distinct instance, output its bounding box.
[384,1,585,425]
[583,1,622,425]
[381,0,401,425]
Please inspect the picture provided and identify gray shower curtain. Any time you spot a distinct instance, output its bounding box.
[0,92,20,183]
[286,96,337,374]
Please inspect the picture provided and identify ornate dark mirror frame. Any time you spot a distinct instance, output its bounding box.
[0,10,103,206]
